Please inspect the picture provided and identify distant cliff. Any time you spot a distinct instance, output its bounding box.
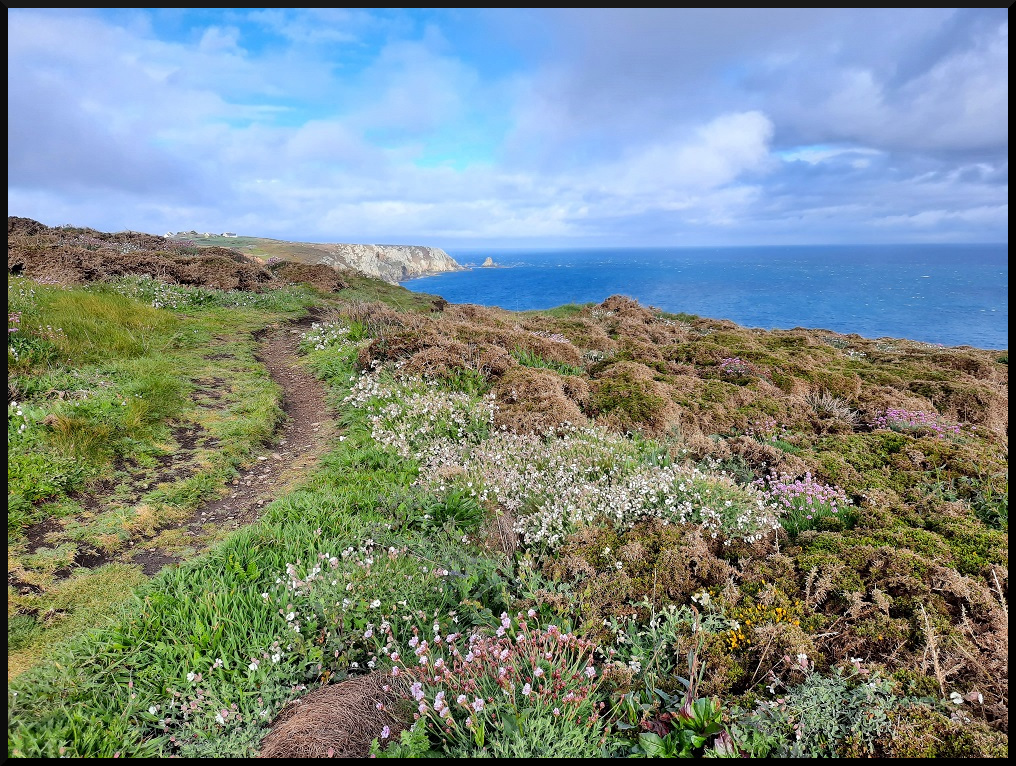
[315,243,461,283]
[167,232,463,284]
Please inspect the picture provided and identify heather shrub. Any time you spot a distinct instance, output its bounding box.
[871,407,961,438]
[872,705,1009,758]
[588,363,672,434]
[755,471,852,536]
[493,366,589,434]
[717,356,770,383]
[546,524,738,631]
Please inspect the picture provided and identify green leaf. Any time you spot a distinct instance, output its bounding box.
[639,732,667,757]
[501,712,521,738]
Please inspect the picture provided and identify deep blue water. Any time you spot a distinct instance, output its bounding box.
[404,244,1008,350]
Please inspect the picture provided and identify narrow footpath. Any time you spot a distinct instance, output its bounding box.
[132,319,334,574]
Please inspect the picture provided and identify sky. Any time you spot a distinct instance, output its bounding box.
[7,8,1009,248]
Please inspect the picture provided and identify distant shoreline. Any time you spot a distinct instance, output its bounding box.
[399,243,1008,350]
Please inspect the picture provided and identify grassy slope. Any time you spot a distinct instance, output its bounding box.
[7,277,315,676]
[8,282,474,757]
[184,234,337,263]
[7,272,1008,758]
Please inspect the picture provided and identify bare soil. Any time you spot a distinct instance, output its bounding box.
[132,319,333,574]
[16,317,333,579]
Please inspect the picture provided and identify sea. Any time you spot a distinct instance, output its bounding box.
[404,244,1008,350]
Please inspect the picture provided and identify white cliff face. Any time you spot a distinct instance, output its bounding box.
[315,244,462,283]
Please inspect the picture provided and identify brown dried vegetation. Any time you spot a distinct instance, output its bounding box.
[270,261,349,292]
[342,291,1005,735]
[259,674,408,758]
[545,521,737,629]
[494,366,588,433]
[7,216,349,293]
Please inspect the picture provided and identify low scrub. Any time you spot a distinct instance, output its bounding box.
[7,245,1008,758]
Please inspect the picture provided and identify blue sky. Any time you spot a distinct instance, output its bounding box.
[7,8,1008,248]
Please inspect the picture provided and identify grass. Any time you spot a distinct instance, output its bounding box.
[510,347,584,376]
[7,276,317,672]
[7,261,1009,759]
[8,280,187,531]
[7,346,500,757]
[524,303,592,319]
[7,564,148,678]
[335,272,444,312]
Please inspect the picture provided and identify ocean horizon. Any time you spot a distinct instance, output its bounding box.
[404,243,1008,350]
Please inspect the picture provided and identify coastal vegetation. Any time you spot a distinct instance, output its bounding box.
[7,218,1008,758]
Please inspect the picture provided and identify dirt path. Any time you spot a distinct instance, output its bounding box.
[131,319,333,574]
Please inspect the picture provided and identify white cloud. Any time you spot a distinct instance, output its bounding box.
[349,36,478,136]
[875,205,1008,229]
[6,9,1009,246]
[198,26,242,54]
[246,8,372,45]
[630,111,774,191]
